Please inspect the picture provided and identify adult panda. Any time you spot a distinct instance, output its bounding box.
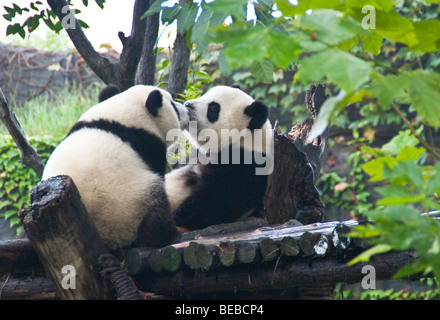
[165,86,273,231]
[42,85,188,250]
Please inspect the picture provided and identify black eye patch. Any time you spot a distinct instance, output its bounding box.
[207,102,221,123]
[171,102,180,121]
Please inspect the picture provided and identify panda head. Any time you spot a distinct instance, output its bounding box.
[82,85,188,146]
[184,86,272,154]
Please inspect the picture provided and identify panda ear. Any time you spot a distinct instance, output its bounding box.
[145,90,163,116]
[98,85,120,102]
[244,100,269,130]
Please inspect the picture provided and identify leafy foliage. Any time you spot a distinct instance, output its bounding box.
[2,1,105,38]
[0,135,60,234]
[349,129,440,279]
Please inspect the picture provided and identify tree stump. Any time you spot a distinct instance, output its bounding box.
[262,84,329,225]
[19,175,111,300]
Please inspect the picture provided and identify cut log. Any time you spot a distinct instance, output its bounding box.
[0,274,56,300]
[260,238,279,262]
[19,175,111,300]
[280,237,300,257]
[332,223,353,250]
[124,220,359,274]
[144,250,415,298]
[0,238,42,274]
[161,245,182,272]
[299,232,329,257]
[218,242,236,267]
[124,247,154,275]
[238,242,260,263]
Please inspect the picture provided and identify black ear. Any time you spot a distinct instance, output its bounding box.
[231,84,241,89]
[145,90,163,116]
[98,85,120,102]
[244,100,269,130]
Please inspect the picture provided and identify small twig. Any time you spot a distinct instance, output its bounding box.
[0,88,44,178]
[391,102,440,161]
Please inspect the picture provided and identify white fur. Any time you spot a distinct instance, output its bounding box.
[42,85,182,250]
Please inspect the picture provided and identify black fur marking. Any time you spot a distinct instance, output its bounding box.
[67,119,167,176]
[207,102,221,123]
[173,146,268,230]
[145,90,163,117]
[98,85,120,102]
[244,100,269,130]
[137,185,181,248]
[171,102,180,121]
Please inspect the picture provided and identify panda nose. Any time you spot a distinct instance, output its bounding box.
[184,102,195,110]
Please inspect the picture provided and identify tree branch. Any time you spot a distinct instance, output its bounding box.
[391,102,440,161]
[117,0,152,90]
[0,88,44,178]
[46,0,118,85]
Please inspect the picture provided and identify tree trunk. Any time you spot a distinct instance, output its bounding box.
[167,31,191,98]
[135,2,160,86]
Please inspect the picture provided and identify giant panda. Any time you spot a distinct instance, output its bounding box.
[42,85,187,250]
[165,85,273,231]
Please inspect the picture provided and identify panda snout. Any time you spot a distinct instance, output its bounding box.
[184,102,195,110]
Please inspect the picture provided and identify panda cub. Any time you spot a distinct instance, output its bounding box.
[42,85,188,250]
[165,86,273,231]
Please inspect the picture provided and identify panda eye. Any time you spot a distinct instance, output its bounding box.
[208,102,220,113]
[207,102,220,123]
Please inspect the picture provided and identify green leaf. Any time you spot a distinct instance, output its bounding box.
[207,0,248,20]
[373,10,417,47]
[376,185,425,205]
[274,0,345,16]
[382,159,424,190]
[362,156,398,182]
[298,9,368,45]
[412,20,440,53]
[381,129,420,156]
[142,0,167,19]
[248,59,274,83]
[177,1,199,34]
[219,25,270,69]
[298,48,372,92]
[347,244,393,265]
[346,0,394,12]
[306,89,347,144]
[396,145,425,162]
[360,33,383,56]
[368,72,410,107]
[426,163,440,194]
[408,70,440,129]
[266,31,301,68]
[94,0,105,9]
